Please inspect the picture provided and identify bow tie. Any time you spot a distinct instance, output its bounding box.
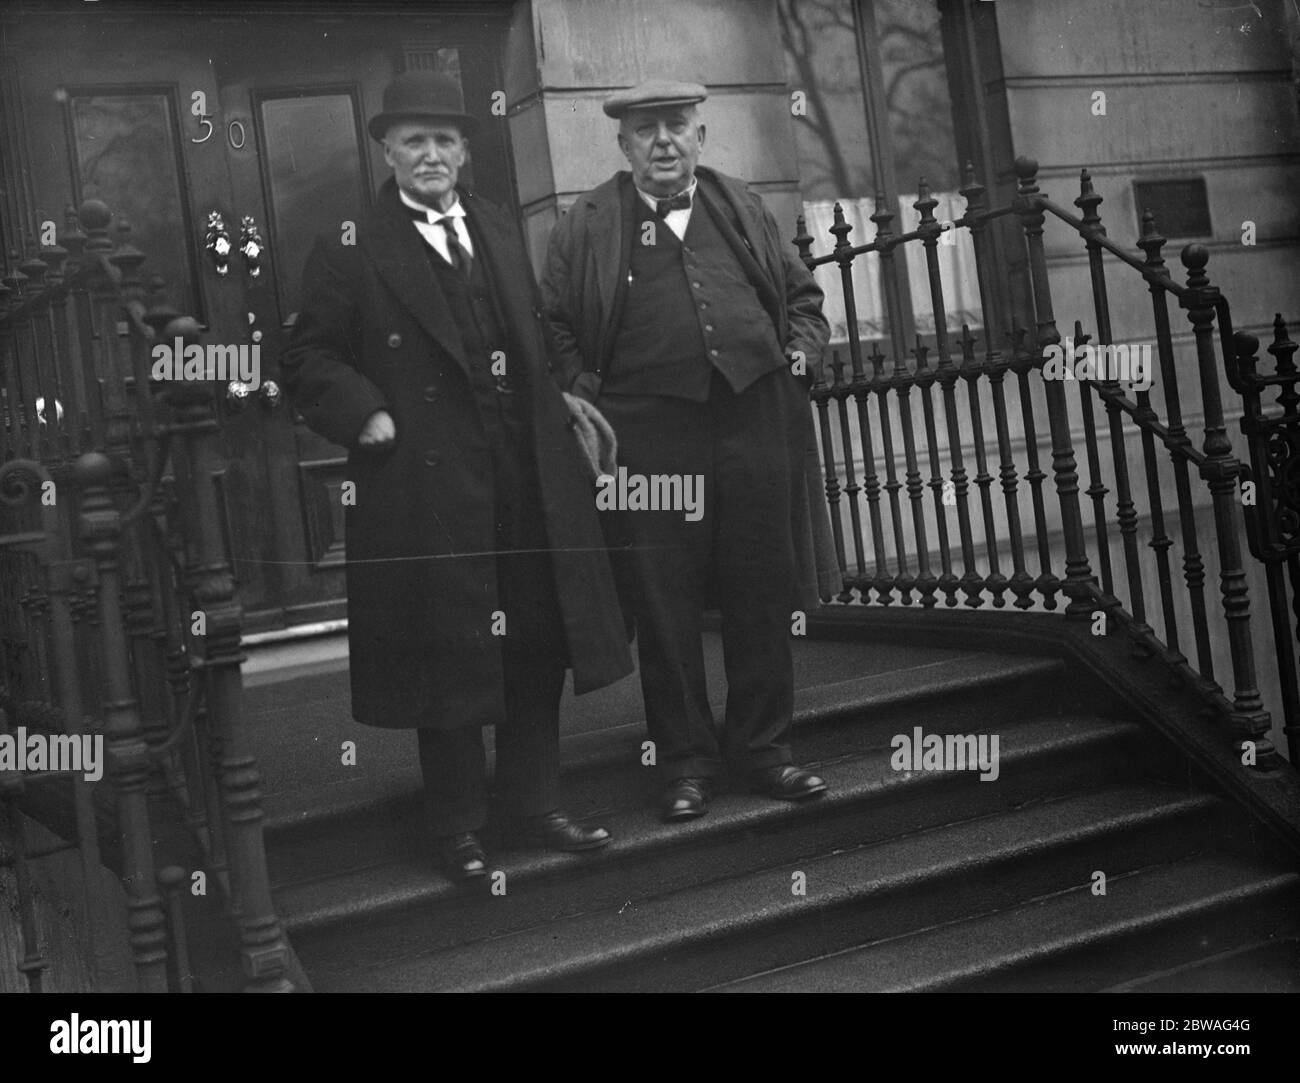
[404,203,451,224]
[654,191,692,218]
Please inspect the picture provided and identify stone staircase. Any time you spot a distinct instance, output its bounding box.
[187,618,1300,992]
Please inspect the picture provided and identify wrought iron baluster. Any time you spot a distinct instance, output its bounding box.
[1013,157,1094,616]
[1007,321,1060,609]
[869,341,904,604]
[75,450,170,991]
[1140,215,1214,678]
[959,326,999,605]
[873,197,928,605]
[829,208,869,599]
[161,318,294,991]
[985,332,1031,610]
[161,354,231,893]
[911,180,955,608]
[1124,213,1182,662]
[810,349,849,601]
[911,335,955,607]
[1077,171,1147,633]
[951,170,1029,611]
[850,346,887,605]
[1069,319,1115,599]
[935,326,977,608]
[831,351,867,598]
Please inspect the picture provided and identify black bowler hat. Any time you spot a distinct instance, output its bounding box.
[368,71,478,141]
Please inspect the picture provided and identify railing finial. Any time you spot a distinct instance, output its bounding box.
[1074,168,1103,235]
[1180,243,1210,291]
[1014,156,1039,192]
[793,213,815,269]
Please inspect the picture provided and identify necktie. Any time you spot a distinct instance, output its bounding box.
[655,191,692,218]
[437,217,471,278]
[403,203,471,277]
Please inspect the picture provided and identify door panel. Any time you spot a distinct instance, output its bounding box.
[68,91,203,319]
[255,91,370,327]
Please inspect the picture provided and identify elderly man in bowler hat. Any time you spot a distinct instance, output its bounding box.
[542,80,832,822]
[281,71,632,881]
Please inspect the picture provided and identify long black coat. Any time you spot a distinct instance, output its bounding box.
[281,178,633,730]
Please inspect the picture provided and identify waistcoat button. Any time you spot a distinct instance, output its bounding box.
[387,332,402,348]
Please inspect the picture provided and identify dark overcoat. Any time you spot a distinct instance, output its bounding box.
[281,177,634,730]
[541,166,838,607]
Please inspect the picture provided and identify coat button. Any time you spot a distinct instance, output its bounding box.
[424,450,440,467]
[387,332,402,348]
[423,385,439,402]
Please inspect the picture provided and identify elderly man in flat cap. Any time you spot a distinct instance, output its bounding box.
[543,80,832,822]
[282,71,633,881]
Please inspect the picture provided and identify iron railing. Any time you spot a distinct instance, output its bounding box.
[796,156,1296,771]
[0,201,291,992]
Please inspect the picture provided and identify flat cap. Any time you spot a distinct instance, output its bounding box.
[603,79,707,119]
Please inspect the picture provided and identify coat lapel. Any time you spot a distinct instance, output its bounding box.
[582,176,627,351]
[464,197,529,323]
[363,179,471,376]
[696,168,785,334]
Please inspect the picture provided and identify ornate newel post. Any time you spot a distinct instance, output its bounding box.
[74,449,170,991]
[160,318,294,992]
[1179,246,1277,769]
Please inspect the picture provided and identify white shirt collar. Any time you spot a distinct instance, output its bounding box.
[634,176,698,212]
[398,186,465,221]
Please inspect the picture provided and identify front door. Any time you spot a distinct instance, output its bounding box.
[2,7,514,633]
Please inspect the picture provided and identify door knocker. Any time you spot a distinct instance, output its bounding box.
[205,211,231,275]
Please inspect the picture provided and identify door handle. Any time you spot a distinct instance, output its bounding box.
[239,215,264,279]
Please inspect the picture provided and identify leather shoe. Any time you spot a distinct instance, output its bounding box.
[660,777,710,822]
[511,809,611,852]
[749,764,828,801]
[436,831,488,881]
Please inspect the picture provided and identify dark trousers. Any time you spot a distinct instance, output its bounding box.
[416,651,565,835]
[597,367,801,781]
[417,388,569,836]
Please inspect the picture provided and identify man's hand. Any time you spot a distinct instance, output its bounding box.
[357,409,396,447]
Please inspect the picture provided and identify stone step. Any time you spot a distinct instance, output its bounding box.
[263,651,1087,887]
[716,850,1300,993]
[303,781,1225,992]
